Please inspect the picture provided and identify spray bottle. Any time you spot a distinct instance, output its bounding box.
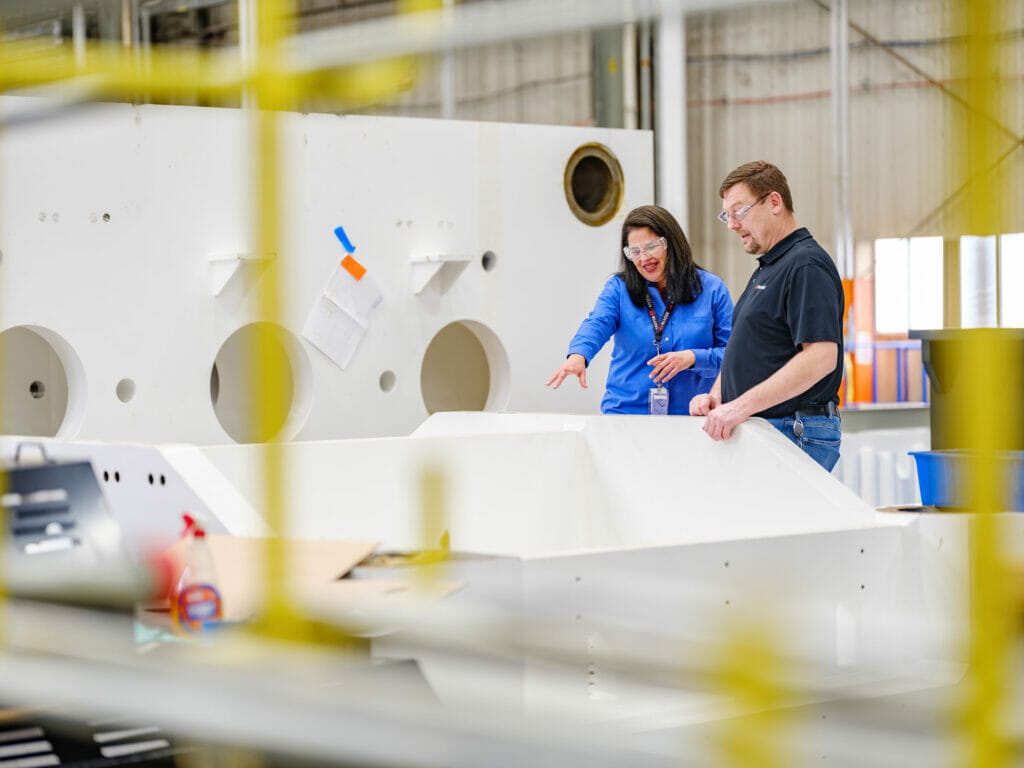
[172,513,223,634]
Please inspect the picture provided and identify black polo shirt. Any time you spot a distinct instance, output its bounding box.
[720,227,844,418]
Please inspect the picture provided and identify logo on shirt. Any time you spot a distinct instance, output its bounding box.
[754,283,767,290]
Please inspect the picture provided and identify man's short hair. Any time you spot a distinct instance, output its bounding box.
[719,161,794,213]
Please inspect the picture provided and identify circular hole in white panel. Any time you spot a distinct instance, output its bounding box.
[116,378,136,403]
[0,325,86,437]
[564,143,624,227]
[379,370,397,393]
[481,251,497,272]
[421,320,510,415]
[211,322,312,443]
[210,363,221,406]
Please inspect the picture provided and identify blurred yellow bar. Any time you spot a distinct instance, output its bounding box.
[0,35,427,107]
[250,0,299,644]
[0,40,243,98]
[956,1,1017,767]
[713,621,791,768]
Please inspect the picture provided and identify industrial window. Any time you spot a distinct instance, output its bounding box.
[873,237,943,334]
[960,235,997,328]
[1000,233,1024,328]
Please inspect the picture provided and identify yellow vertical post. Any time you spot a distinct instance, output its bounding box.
[955,1,1016,766]
[712,620,791,768]
[416,463,449,577]
[251,0,302,642]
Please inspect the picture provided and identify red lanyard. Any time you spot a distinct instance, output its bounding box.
[644,293,674,352]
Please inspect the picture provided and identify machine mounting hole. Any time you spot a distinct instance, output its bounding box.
[116,378,136,403]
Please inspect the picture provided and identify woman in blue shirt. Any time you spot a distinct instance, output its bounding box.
[546,205,733,414]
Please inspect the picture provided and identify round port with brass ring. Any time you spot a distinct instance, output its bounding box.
[563,143,624,227]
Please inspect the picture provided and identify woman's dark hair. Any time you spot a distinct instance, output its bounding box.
[618,205,703,307]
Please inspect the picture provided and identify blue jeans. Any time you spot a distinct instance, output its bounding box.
[764,414,841,472]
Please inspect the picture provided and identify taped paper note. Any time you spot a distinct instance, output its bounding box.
[302,230,384,370]
[302,295,366,370]
[324,255,383,325]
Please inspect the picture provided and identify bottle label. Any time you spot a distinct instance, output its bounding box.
[176,583,223,633]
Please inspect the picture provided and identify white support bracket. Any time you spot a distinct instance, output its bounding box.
[209,252,275,297]
[410,253,471,295]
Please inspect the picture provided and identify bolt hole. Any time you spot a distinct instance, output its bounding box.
[103,470,109,482]
[148,473,154,485]
[102,212,110,222]
[116,378,136,403]
[114,471,120,483]
[481,251,497,272]
[29,380,45,399]
[379,370,396,393]
[160,475,166,486]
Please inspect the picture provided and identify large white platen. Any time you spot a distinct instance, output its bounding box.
[0,96,653,443]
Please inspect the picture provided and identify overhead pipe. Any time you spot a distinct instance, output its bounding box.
[72,3,86,68]
[655,9,686,228]
[830,0,853,279]
[622,22,637,129]
[639,19,651,131]
[440,0,455,118]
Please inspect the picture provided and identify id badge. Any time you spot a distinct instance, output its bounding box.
[648,386,669,415]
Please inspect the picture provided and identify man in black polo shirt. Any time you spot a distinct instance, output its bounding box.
[688,161,844,471]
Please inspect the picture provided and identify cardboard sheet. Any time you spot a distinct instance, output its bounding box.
[165,536,377,622]
[161,536,461,625]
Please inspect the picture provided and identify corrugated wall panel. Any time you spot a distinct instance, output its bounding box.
[688,0,1023,298]
[686,1,832,293]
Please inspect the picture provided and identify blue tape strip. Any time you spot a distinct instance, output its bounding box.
[334,225,356,253]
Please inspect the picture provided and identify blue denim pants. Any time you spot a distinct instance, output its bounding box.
[763,414,841,472]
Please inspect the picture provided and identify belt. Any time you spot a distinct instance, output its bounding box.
[793,402,839,419]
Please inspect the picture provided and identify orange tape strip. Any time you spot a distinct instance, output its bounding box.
[341,254,366,281]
